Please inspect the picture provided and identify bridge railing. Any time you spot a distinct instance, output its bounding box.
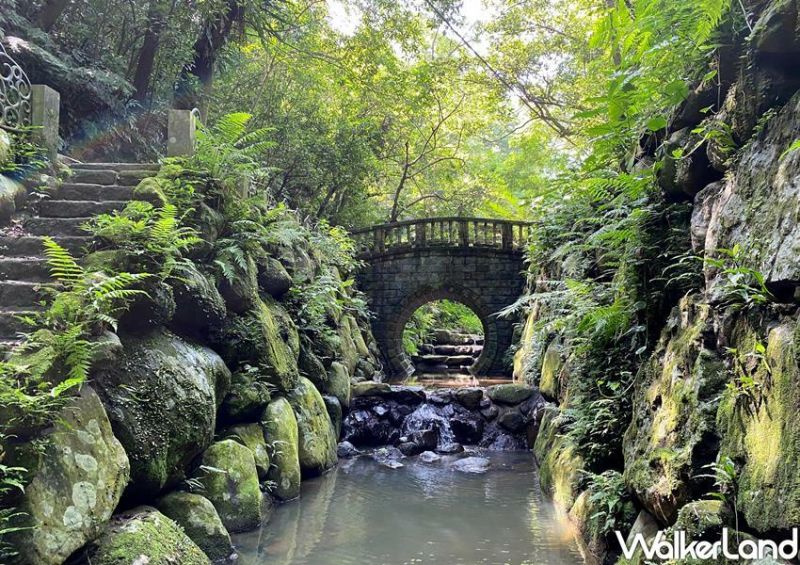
[350,217,533,257]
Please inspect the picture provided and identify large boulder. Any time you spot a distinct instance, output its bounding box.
[217,255,259,314]
[288,377,338,476]
[325,361,351,409]
[156,492,234,563]
[623,296,727,525]
[257,256,293,298]
[216,297,299,392]
[93,328,231,498]
[78,506,210,564]
[12,387,130,565]
[218,367,272,424]
[716,315,800,532]
[194,440,263,533]
[169,262,227,338]
[487,383,534,405]
[261,398,301,500]
[220,423,270,480]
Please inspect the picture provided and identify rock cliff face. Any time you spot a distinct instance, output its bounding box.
[513,0,800,562]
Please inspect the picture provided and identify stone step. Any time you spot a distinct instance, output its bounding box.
[57,183,135,201]
[72,163,159,171]
[0,281,50,307]
[24,217,92,237]
[0,309,37,338]
[0,257,50,282]
[38,200,129,218]
[0,235,90,256]
[69,168,155,187]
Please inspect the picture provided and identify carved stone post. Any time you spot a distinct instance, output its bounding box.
[167,109,196,157]
[30,85,60,161]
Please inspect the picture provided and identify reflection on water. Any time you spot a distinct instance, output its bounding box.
[233,451,585,565]
[404,373,513,388]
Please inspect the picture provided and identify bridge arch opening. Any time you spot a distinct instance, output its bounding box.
[384,285,501,382]
[403,299,485,381]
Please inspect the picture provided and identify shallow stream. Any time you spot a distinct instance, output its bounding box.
[233,451,585,564]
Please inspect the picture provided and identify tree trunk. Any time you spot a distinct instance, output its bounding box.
[174,0,243,116]
[37,0,70,31]
[132,3,168,102]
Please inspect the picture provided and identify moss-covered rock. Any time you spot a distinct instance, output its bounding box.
[257,256,293,298]
[220,423,270,480]
[117,279,177,333]
[218,367,272,424]
[218,255,259,314]
[0,175,26,223]
[156,492,233,563]
[93,328,231,498]
[288,376,338,476]
[534,405,585,511]
[325,361,351,409]
[337,313,362,374]
[12,387,130,565]
[716,315,800,532]
[487,383,534,405]
[261,398,301,500]
[132,176,167,204]
[323,395,343,440]
[80,506,210,564]
[299,344,329,389]
[352,381,391,397]
[170,261,227,337]
[539,340,563,401]
[623,296,726,525]
[216,298,299,392]
[194,440,263,533]
[673,499,733,540]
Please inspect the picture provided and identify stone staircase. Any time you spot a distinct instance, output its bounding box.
[0,162,158,350]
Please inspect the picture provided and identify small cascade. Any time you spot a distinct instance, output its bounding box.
[412,329,484,374]
[341,383,543,457]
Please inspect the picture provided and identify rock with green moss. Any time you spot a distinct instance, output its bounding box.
[337,313,362,374]
[12,387,130,565]
[170,262,227,337]
[716,316,800,532]
[323,395,343,440]
[325,361,351,408]
[534,404,585,511]
[217,297,300,392]
[156,492,233,563]
[218,255,259,314]
[118,279,177,333]
[93,328,231,498]
[79,506,210,564]
[299,345,329,389]
[539,340,563,400]
[194,440,263,533]
[352,381,391,397]
[219,367,272,424]
[261,398,301,500]
[673,499,733,540]
[0,175,26,223]
[288,376,338,476]
[133,176,168,204]
[257,256,293,298]
[220,423,270,480]
[487,383,534,405]
[623,295,726,525]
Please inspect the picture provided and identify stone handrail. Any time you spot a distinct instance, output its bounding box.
[350,217,533,257]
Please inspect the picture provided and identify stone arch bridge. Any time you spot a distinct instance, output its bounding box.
[351,217,532,379]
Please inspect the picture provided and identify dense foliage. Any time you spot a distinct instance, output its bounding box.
[403,299,483,355]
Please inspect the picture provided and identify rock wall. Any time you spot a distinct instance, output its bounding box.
[514,1,800,562]
[7,201,385,564]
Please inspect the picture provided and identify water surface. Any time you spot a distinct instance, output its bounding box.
[233,451,585,564]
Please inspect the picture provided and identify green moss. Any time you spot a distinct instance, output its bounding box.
[220,423,270,480]
[156,492,233,562]
[218,298,299,392]
[261,397,301,500]
[539,340,563,400]
[85,506,210,565]
[287,377,338,476]
[534,405,585,511]
[325,361,351,409]
[194,440,262,533]
[623,295,726,524]
[133,177,167,204]
[717,316,800,532]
